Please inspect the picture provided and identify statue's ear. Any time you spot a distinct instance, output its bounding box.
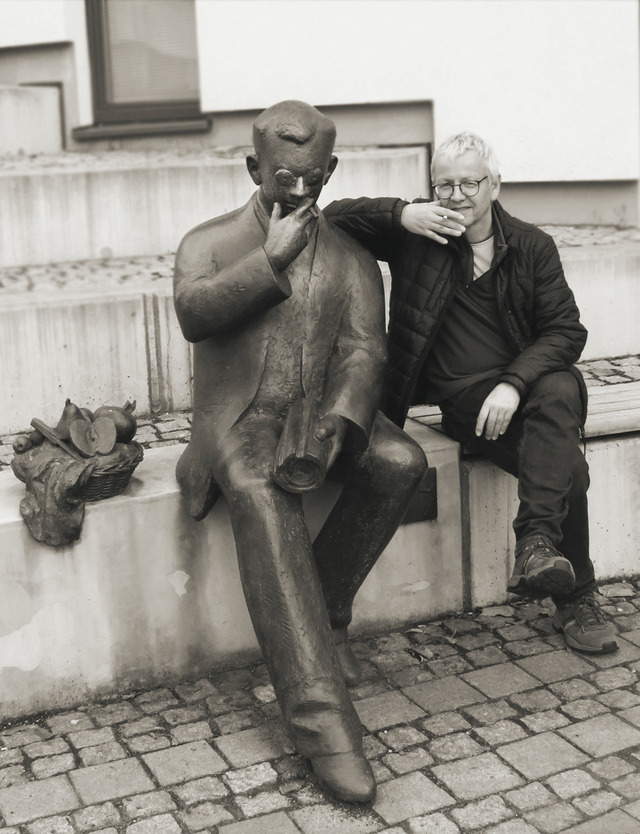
[246,154,262,185]
[324,155,338,184]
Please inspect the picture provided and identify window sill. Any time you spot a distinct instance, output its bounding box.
[72,117,211,141]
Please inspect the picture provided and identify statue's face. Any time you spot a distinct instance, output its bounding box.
[248,135,337,215]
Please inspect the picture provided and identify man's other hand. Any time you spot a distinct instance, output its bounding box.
[476,383,520,440]
[315,412,346,471]
[264,199,316,271]
[401,201,466,244]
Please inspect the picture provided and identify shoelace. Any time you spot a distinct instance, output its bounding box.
[572,596,606,629]
[518,538,564,566]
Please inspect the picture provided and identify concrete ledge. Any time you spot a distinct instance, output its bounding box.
[0,85,62,156]
[0,423,461,721]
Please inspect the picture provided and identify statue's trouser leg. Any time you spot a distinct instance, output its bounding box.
[313,411,428,630]
[441,371,596,604]
[218,422,363,759]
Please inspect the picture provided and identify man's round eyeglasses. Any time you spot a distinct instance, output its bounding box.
[433,176,488,200]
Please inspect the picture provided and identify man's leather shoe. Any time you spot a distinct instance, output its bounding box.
[333,627,362,687]
[310,750,376,803]
[552,592,619,654]
[507,536,575,597]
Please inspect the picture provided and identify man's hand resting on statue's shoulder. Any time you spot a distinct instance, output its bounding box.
[476,382,521,441]
[315,412,347,471]
[401,201,466,245]
[264,199,316,271]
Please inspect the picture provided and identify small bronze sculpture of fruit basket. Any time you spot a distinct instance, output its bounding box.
[19,399,144,501]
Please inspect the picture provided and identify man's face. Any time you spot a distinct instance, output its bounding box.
[247,135,337,216]
[432,150,500,241]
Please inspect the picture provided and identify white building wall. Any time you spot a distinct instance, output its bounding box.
[195,0,640,183]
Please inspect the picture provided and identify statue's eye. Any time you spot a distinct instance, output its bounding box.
[275,169,295,186]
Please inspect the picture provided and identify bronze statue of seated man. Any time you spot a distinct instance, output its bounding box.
[173,100,427,803]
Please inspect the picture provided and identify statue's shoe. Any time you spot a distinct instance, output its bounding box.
[311,750,376,803]
[333,627,362,687]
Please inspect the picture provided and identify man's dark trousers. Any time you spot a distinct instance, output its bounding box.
[439,370,596,603]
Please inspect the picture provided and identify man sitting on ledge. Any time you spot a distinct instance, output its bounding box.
[173,100,427,803]
[326,131,618,655]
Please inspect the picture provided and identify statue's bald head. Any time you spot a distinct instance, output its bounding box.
[253,100,336,156]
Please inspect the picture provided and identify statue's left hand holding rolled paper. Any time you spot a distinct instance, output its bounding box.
[271,398,330,493]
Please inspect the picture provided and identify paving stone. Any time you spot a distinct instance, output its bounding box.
[429,732,485,761]
[88,702,142,727]
[173,680,219,702]
[31,753,76,778]
[161,706,206,727]
[134,692,180,715]
[121,791,177,820]
[461,665,539,699]
[79,742,127,766]
[545,768,600,798]
[385,666,434,688]
[497,733,589,780]
[355,691,425,730]
[219,811,300,834]
[420,712,472,735]
[427,655,474,678]
[525,801,583,832]
[509,689,561,713]
[598,689,640,709]
[213,724,288,767]
[0,765,28,788]
[548,679,599,701]
[143,740,227,785]
[213,709,260,735]
[503,638,555,658]
[406,813,460,833]
[592,666,638,691]
[0,775,80,824]
[177,801,235,829]
[403,675,485,714]
[69,759,154,804]
[223,762,278,793]
[0,727,52,748]
[520,710,570,733]
[611,773,640,801]
[484,822,539,834]
[363,736,388,758]
[377,725,427,750]
[171,775,228,804]
[382,747,434,774]
[467,646,510,667]
[371,760,394,783]
[73,802,121,831]
[561,698,610,720]
[0,748,23,768]
[373,771,454,823]
[25,817,74,834]
[516,651,595,683]
[496,625,537,642]
[583,637,640,668]
[587,755,635,781]
[125,815,182,834]
[473,719,528,746]
[562,809,640,832]
[461,700,517,726]
[125,732,171,753]
[68,728,116,749]
[559,713,640,756]
[170,721,213,745]
[504,782,555,812]
[432,752,523,800]
[119,717,163,738]
[234,790,291,818]
[45,713,95,735]
[286,804,382,833]
[23,739,71,759]
[621,705,640,728]
[450,795,513,829]
[573,789,622,816]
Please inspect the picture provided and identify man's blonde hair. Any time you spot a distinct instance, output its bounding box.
[431,132,500,185]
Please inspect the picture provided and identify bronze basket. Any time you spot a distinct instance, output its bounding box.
[78,443,144,502]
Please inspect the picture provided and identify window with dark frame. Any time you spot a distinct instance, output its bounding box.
[86,0,200,125]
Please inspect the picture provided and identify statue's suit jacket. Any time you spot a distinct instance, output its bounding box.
[173,192,387,520]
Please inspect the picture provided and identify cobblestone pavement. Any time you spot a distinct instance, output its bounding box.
[3,583,640,831]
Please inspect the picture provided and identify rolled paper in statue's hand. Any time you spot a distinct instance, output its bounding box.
[272,398,329,493]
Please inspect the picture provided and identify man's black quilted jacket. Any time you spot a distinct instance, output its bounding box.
[324,197,588,428]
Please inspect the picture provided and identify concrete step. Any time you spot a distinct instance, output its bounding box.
[1,233,639,436]
[0,145,428,267]
[0,84,63,155]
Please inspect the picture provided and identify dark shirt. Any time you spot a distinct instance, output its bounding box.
[419,267,517,404]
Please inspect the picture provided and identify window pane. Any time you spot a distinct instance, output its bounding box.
[101,0,199,104]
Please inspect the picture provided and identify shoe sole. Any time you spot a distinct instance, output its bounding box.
[552,620,619,654]
[507,562,575,598]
